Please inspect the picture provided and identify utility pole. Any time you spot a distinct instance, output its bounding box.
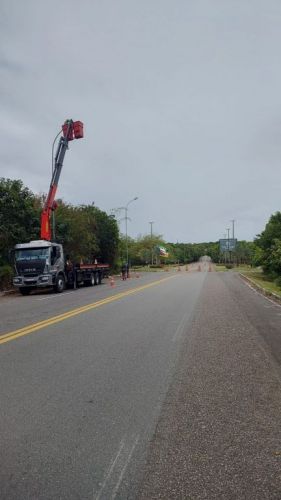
[149,221,154,265]
[226,227,230,263]
[231,219,235,239]
[230,219,235,265]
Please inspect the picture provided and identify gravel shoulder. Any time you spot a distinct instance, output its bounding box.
[137,272,281,499]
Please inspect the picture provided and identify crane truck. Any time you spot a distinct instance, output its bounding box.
[13,120,109,295]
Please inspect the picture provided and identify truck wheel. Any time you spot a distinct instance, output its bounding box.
[20,287,31,296]
[54,274,65,293]
[89,273,95,286]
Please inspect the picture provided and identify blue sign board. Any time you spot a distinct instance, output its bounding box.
[219,238,237,252]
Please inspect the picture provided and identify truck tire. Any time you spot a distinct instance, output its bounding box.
[89,273,95,286]
[20,287,31,296]
[54,274,65,293]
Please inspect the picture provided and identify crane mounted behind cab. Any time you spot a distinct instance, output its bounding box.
[13,120,110,295]
[41,119,83,240]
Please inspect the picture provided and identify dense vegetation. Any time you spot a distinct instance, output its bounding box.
[126,239,255,267]
[253,212,281,286]
[0,177,280,289]
[0,178,119,289]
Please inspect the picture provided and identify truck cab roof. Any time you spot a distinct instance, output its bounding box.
[15,240,59,249]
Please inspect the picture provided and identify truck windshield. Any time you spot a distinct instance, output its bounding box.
[15,248,50,261]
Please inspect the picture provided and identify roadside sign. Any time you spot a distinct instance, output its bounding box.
[219,238,237,252]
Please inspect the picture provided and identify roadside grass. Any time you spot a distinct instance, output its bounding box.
[215,264,228,272]
[130,264,186,273]
[215,264,253,272]
[240,268,281,298]
[131,266,166,272]
[214,263,281,298]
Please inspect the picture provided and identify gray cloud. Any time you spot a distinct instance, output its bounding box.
[1,0,281,242]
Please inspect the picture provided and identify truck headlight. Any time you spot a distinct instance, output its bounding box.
[40,276,50,282]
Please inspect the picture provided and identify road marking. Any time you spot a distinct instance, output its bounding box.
[172,311,191,342]
[242,280,281,308]
[35,282,127,300]
[36,291,77,301]
[93,434,139,500]
[94,439,126,500]
[0,275,177,345]
[111,435,139,499]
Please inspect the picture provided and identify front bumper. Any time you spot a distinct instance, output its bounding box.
[13,274,54,288]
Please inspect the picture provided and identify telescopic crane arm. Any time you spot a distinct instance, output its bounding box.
[40,119,83,240]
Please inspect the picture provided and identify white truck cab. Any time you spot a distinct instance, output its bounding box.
[13,240,65,295]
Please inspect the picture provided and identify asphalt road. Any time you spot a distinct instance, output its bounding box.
[1,270,281,499]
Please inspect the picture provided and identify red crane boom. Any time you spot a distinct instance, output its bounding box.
[40,119,83,240]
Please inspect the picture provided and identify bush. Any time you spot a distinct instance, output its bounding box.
[0,265,13,291]
[225,264,234,269]
[274,276,281,288]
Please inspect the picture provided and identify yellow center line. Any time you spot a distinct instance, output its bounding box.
[0,275,177,345]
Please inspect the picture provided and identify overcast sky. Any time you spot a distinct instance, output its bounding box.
[1,0,281,243]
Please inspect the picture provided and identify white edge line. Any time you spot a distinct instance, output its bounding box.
[94,439,125,500]
[172,312,190,342]
[242,278,281,309]
[36,282,134,301]
[111,435,140,500]
[36,291,77,301]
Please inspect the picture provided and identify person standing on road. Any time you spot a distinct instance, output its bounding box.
[121,263,127,280]
[126,262,130,279]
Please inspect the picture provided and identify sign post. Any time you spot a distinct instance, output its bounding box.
[219,239,237,264]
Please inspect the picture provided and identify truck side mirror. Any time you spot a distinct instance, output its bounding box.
[8,249,15,263]
[51,248,56,265]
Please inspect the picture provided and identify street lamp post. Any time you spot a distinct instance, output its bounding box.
[230,219,235,240]
[149,221,154,265]
[110,197,138,270]
[125,197,138,269]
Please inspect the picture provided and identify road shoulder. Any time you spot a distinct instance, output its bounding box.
[137,273,281,499]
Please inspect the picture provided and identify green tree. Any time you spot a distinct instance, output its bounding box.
[0,178,40,265]
[255,212,281,275]
[137,234,166,265]
[267,239,281,275]
[88,206,119,266]
[54,202,119,266]
[235,241,256,265]
[119,233,166,266]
